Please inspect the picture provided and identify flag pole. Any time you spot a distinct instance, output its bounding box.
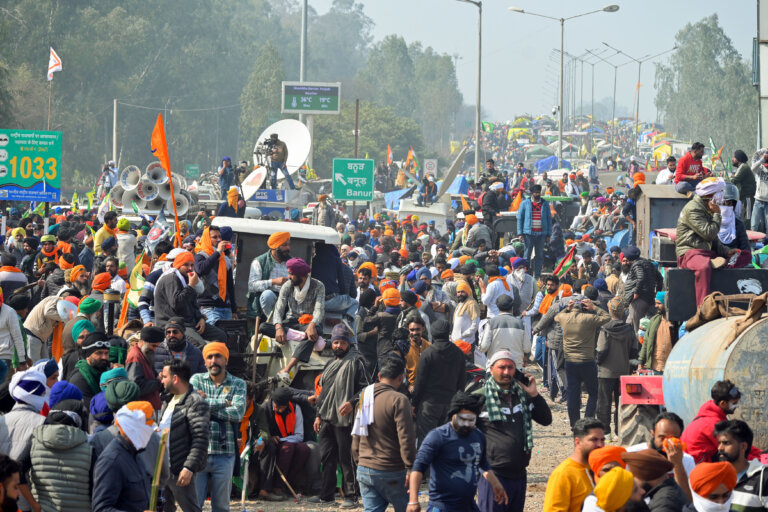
[167,172,182,248]
[47,81,52,131]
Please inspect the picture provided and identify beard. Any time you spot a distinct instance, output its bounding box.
[621,263,631,274]
[333,347,349,358]
[168,338,185,352]
[716,451,738,463]
[451,418,473,437]
[277,248,291,262]
[208,363,223,376]
[141,347,156,367]
[92,359,109,372]
[2,498,17,512]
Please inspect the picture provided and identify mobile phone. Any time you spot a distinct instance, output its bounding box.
[514,369,530,386]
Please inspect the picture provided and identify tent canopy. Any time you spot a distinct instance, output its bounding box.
[535,155,572,173]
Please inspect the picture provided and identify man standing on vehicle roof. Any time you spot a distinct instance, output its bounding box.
[268,133,296,190]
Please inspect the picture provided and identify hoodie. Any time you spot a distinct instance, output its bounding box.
[680,400,728,464]
[411,338,466,408]
[595,319,638,378]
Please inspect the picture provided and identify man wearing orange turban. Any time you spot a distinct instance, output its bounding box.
[91,272,112,292]
[689,461,737,509]
[154,250,228,349]
[588,446,627,480]
[249,231,292,319]
[313,194,335,228]
[190,340,247,512]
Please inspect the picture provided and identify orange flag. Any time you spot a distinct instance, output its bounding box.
[510,190,523,212]
[460,194,471,212]
[151,113,182,246]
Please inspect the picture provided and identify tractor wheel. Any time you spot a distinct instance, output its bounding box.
[618,404,659,446]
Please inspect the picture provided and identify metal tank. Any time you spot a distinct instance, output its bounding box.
[663,315,768,448]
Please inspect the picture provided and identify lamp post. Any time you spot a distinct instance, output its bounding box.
[585,49,633,153]
[602,42,678,157]
[457,0,482,182]
[509,5,619,168]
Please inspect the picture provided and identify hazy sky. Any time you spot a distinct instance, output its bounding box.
[311,0,755,123]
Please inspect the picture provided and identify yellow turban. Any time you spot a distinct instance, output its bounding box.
[267,232,291,250]
[11,227,25,239]
[457,281,472,295]
[202,342,229,361]
[594,467,634,512]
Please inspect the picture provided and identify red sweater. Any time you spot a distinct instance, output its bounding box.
[680,400,726,463]
[674,152,706,184]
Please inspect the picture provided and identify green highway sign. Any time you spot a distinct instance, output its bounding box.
[0,129,62,202]
[332,158,374,201]
[282,82,341,115]
[185,164,200,179]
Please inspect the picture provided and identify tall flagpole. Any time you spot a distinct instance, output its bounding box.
[47,82,52,130]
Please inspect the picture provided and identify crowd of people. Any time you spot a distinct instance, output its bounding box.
[0,139,760,512]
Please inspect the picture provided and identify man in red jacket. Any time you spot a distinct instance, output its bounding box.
[675,142,710,195]
[681,380,741,464]
[126,326,164,410]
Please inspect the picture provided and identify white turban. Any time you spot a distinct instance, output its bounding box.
[489,182,504,191]
[695,177,725,199]
[10,370,48,412]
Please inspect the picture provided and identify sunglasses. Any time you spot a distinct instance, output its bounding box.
[82,340,110,350]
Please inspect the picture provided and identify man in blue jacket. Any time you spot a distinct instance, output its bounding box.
[516,184,552,278]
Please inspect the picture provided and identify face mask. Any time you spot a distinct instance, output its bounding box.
[691,491,732,512]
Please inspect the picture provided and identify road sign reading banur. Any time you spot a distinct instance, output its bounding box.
[333,158,374,201]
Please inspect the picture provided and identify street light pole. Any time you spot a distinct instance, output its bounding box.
[299,0,308,124]
[509,5,619,168]
[602,42,677,157]
[457,0,482,182]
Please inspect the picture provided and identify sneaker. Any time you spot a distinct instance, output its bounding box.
[711,257,727,269]
[260,492,286,502]
[340,497,359,509]
[307,496,334,505]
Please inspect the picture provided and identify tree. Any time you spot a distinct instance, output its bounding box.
[312,101,423,178]
[239,42,285,161]
[655,14,757,154]
[354,35,417,119]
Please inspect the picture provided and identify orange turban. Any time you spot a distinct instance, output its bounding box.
[559,284,573,298]
[91,272,112,292]
[606,186,615,194]
[440,269,454,280]
[267,232,291,250]
[398,249,408,259]
[383,288,401,307]
[589,446,627,478]
[633,172,646,186]
[202,342,229,361]
[384,229,394,236]
[454,340,472,355]
[358,262,377,278]
[227,187,239,208]
[457,281,472,295]
[459,255,470,265]
[371,229,380,237]
[465,214,478,226]
[70,265,86,283]
[689,462,737,498]
[172,251,195,270]
[379,280,396,293]
[59,258,74,270]
[318,194,329,202]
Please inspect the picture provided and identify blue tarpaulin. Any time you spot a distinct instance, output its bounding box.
[440,175,469,196]
[535,155,571,173]
[385,189,411,210]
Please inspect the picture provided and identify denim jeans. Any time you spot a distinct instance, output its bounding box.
[269,161,296,189]
[752,199,768,232]
[534,335,548,383]
[564,360,598,427]
[324,294,359,321]
[195,453,235,512]
[201,307,233,325]
[260,290,278,319]
[357,466,408,512]
[522,233,546,277]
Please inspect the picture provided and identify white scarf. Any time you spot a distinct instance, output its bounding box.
[116,406,155,450]
[718,205,736,244]
[691,491,732,512]
[352,384,375,436]
[293,277,311,304]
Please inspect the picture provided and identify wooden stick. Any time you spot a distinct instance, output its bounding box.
[149,428,169,510]
[275,464,299,500]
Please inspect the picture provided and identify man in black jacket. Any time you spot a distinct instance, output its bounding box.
[154,250,227,348]
[621,245,659,332]
[159,359,211,512]
[194,226,237,325]
[476,350,552,512]
[411,319,466,443]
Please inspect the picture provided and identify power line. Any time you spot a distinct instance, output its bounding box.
[116,101,241,112]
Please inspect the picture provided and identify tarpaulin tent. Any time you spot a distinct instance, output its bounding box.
[440,175,469,196]
[384,188,411,210]
[526,145,555,159]
[535,155,572,173]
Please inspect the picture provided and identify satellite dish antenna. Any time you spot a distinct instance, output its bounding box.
[252,119,311,189]
[436,146,468,199]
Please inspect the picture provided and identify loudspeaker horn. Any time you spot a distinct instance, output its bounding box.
[119,165,142,191]
[136,177,160,201]
[109,183,125,208]
[121,188,146,211]
[148,166,169,185]
[167,194,189,217]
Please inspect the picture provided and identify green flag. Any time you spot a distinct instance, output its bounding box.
[481,121,494,133]
[132,201,140,214]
